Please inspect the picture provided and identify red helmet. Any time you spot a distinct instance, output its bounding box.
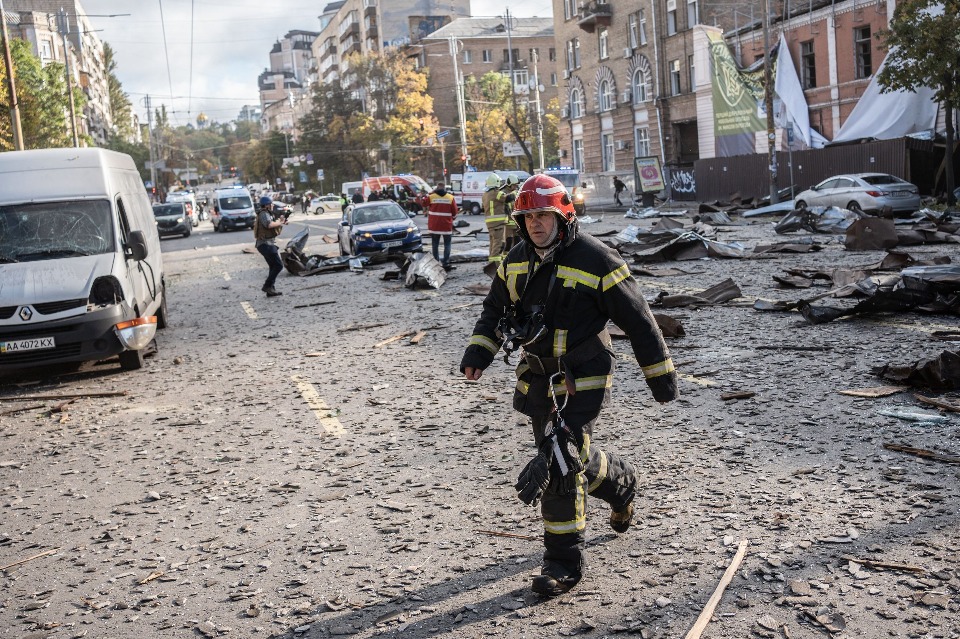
[512,174,578,247]
[513,174,575,222]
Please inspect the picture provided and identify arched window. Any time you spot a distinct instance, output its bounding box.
[570,88,584,119]
[599,79,614,111]
[632,68,650,103]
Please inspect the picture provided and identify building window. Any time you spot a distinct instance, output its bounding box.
[688,54,695,91]
[599,27,609,59]
[463,49,472,64]
[513,69,529,91]
[573,38,581,68]
[40,39,53,59]
[666,0,677,35]
[602,133,615,171]
[548,47,556,62]
[854,26,872,79]
[669,59,681,95]
[640,9,648,44]
[550,72,557,86]
[635,127,650,158]
[632,67,651,103]
[599,79,614,111]
[573,139,584,171]
[503,48,519,64]
[566,40,575,71]
[628,14,639,50]
[564,0,577,20]
[570,88,584,118]
[801,41,816,88]
[687,0,699,27]
[482,49,492,62]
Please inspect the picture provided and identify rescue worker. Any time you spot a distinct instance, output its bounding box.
[253,196,288,297]
[460,174,678,597]
[427,182,458,270]
[481,173,509,265]
[501,174,521,253]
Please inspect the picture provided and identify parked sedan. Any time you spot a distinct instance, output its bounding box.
[337,201,421,256]
[312,194,343,214]
[152,202,192,238]
[794,173,921,215]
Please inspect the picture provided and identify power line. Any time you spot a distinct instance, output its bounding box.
[188,0,194,116]
[157,0,174,99]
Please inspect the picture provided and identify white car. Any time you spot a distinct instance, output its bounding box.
[794,173,921,215]
[311,194,343,214]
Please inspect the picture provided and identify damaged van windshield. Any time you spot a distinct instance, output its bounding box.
[0,200,115,263]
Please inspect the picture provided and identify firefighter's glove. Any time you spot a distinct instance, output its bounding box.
[549,431,585,495]
[515,444,553,506]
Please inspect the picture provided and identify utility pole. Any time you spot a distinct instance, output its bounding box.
[145,94,158,200]
[504,7,520,170]
[762,0,778,204]
[532,48,545,172]
[1,0,24,150]
[56,8,79,147]
[449,36,468,174]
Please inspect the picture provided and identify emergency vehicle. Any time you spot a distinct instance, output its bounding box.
[541,167,588,216]
[449,170,531,214]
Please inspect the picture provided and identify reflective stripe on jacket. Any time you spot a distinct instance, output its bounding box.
[461,233,678,418]
[427,192,458,234]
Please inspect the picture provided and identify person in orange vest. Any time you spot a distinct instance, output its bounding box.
[427,181,458,271]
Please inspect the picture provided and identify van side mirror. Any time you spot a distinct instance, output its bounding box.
[581,182,588,188]
[126,230,149,261]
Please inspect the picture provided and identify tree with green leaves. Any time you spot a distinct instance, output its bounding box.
[103,42,134,140]
[878,0,960,206]
[0,38,86,150]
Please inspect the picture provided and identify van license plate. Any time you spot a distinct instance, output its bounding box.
[382,240,403,248]
[0,337,56,354]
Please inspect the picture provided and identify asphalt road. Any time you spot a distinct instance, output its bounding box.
[0,205,958,639]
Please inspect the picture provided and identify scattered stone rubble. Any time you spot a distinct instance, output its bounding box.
[0,202,957,639]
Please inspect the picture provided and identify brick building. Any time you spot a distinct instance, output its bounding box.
[551,0,898,200]
[419,17,557,144]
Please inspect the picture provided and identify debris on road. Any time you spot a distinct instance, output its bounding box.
[872,349,960,390]
[402,252,446,289]
[652,278,741,308]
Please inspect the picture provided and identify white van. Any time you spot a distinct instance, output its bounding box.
[211,186,256,232]
[0,148,167,372]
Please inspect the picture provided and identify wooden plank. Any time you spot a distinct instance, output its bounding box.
[837,385,908,398]
[409,331,427,345]
[914,393,960,413]
[374,331,416,348]
[684,539,748,639]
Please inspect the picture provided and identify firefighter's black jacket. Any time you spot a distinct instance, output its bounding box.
[461,225,678,419]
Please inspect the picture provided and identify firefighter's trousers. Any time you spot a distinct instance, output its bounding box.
[530,412,637,576]
[486,221,506,262]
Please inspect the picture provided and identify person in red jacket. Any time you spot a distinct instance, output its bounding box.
[427,182,458,271]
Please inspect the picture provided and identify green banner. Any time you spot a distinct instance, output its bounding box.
[708,30,765,137]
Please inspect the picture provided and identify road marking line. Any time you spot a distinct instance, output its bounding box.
[223,272,231,281]
[291,375,344,437]
[240,301,258,319]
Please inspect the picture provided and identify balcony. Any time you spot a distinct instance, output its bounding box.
[365,22,378,40]
[320,44,337,62]
[577,0,612,33]
[342,38,361,56]
[363,0,376,17]
[339,21,360,42]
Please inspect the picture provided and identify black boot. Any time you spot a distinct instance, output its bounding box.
[532,562,581,597]
[610,501,634,533]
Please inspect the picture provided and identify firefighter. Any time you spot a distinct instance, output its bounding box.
[482,173,508,264]
[500,174,522,254]
[460,174,678,597]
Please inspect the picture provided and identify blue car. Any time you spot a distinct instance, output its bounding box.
[337,201,422,256]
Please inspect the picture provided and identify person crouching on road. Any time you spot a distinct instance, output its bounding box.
[427,181,458,271]
[254,195,287,297]
[460,174,678,597]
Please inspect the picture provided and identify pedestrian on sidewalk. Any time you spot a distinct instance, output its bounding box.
[427,181,458,270]
[460,174,678,597]
[613,176,626,206]
[253,196,288,297]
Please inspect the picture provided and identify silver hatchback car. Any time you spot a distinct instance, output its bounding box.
[794,173,921,214]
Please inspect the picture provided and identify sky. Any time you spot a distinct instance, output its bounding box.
[82,0,555,128]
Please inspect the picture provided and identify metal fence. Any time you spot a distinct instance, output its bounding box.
[692,137,943,204]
